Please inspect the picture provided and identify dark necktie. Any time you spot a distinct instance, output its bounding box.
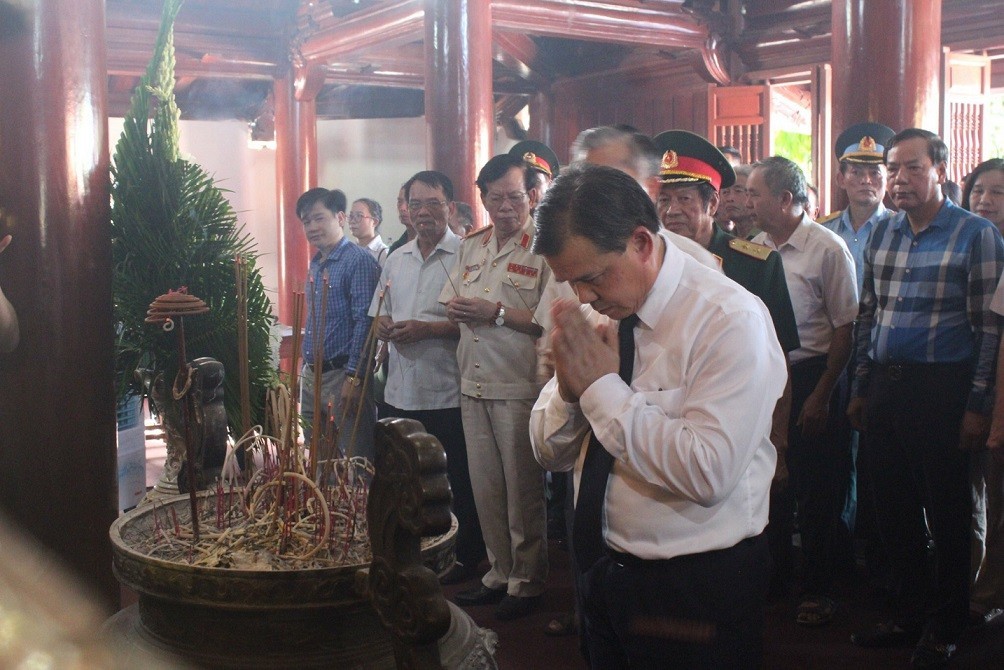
[572,313,639,572]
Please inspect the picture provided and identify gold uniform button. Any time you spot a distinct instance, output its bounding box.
[484,287,491,293]
[474,363,480,368]
[474,336,480,342]
[476,392,483,398]
[476,383,482,389]
[492,262,497,268]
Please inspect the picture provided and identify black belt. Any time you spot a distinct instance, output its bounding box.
[874,361,970,382]
[306,354,348,372]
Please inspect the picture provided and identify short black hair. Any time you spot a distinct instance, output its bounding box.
[533,164,659,257]
[752,156,809,207]
[885,128,948,165]
[476,154,536,195]
[718,145,742,162]
[404,170,455,202]
[962,158,1004,212]
[296,188,347,220]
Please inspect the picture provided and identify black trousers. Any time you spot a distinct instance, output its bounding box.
[380,405,486,567]
[863,362,972,640]
[767,355,852,596]
[580,534,770,669]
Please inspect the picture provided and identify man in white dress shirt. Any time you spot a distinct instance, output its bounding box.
[530,164,787,667]
[372,171,485,584]
[748,156,859,624]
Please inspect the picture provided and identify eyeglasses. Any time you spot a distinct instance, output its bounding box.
[485,191,527,207]
[348,212,373,223]
[408,199,448,212]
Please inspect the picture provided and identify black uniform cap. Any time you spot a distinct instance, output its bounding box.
[508,140,560,180]
[834,122,896,164]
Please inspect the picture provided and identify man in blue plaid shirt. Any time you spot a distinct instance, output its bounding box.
[298,187,381,461]
[849,128,1004,667]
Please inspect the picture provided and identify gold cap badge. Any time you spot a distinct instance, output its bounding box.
[661,150,679,171]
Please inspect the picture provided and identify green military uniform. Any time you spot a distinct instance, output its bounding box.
[707,226,801,354]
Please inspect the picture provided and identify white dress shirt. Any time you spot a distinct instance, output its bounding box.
[369,229,461,410]
[752,213,859,364]
[366,235,389,266]
[530,233,787,560]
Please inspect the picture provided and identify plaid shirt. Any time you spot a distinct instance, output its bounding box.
[852,200,1004,413]
[303,236,381,374]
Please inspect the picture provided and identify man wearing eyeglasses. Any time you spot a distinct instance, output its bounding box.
[441,153,552,620]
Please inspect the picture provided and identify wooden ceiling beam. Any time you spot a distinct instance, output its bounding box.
[492,0,707,50]
[297,0,424,63]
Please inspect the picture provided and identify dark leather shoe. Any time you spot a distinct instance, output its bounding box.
[439,562,480,586]
[454,584,506,606]
[851,620,921,648]
[495,594,541,621]
[910,633,956,668]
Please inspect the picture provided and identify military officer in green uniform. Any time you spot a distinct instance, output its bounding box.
[652,130,800,354]
[651,130,799,484]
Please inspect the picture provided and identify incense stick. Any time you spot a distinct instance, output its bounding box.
[507,275,542,327]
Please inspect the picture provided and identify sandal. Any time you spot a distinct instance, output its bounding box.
[796,595,835,627]
[544,611,578,637]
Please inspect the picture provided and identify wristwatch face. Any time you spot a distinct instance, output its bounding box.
[494,305,505,326]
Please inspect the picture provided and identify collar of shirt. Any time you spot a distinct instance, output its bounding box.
[401,227,460,258]
[635,230,686,331]
[490,216,534,256]
[838,203,888,233]
[366,235,387,251]
[312,235,350,264]
[767,211,814,252]
[891,199,954,236]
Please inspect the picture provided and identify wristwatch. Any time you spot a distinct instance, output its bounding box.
[494,302,506,327]
[345,374,362,387]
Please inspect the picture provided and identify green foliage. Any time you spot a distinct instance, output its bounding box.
[773,131,814,179]
[111,0,276,434]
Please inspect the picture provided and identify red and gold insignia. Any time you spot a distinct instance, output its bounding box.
[661,150,679,172]
[507,262,539,279]
[859,135,877,153]
[519,232,531,249]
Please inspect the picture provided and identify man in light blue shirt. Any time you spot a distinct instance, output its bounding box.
[819,122,896,293]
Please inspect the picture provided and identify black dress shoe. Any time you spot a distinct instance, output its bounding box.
[495,594,541,621]
[439,562,480,586]
[851,620,921,648]
[455,584,506,606]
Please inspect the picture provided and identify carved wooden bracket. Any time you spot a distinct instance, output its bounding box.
[367,417,453,670]
[692,34,734,86]
[294,63,326,102]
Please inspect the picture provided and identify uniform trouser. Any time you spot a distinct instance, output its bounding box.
[300,365,376,462]
[768,355,852,596]
[971,451,1004,612]
[864,362,972,640]
[460,395,547,597]
[381,405,486,568]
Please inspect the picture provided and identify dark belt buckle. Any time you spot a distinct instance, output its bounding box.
[887,364,904,382]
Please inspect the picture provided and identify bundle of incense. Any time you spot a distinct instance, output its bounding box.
[341,282,387,459]
[309,274,329,480]
[234,255,253,474]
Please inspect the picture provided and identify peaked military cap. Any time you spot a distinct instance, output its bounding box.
[508,140,560,180]
[835,122,895,164]
[652,130,735,191]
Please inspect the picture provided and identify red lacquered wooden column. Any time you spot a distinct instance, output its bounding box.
[424,0,493,210]
[832,0,942,139]
[0,0,117,605]
[273,71,316,327]
[831,0,942,210]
